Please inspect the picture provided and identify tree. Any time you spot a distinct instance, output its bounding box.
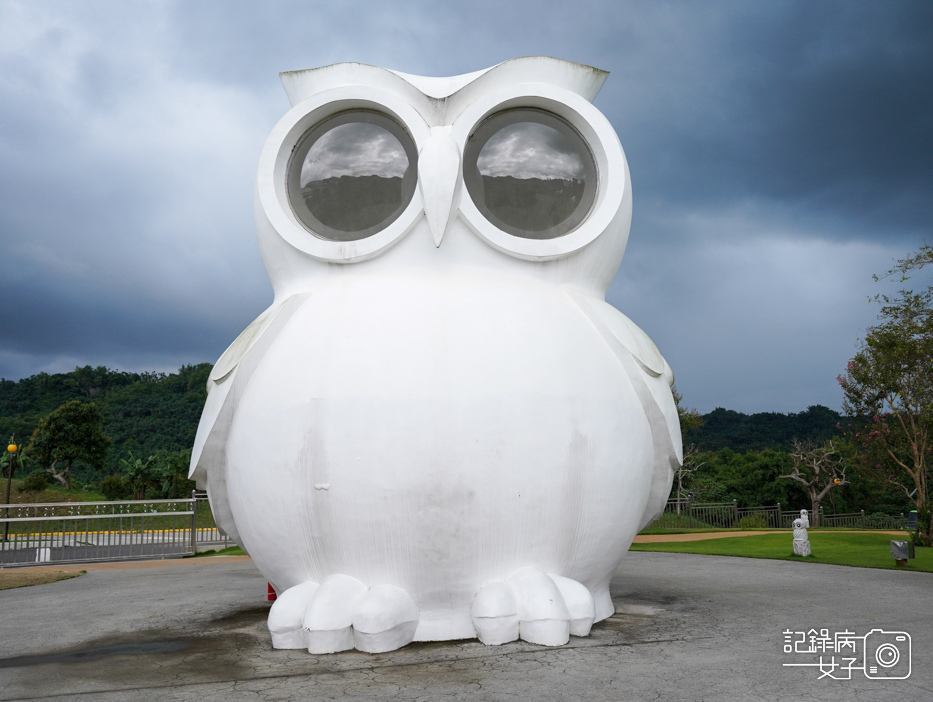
[839,245,933,545]
[780,439,849,527]
[62,365,108,398]
[28,400,111,490]
[119,449,195,500]
[672,386,704,513]
[119,452,158,500]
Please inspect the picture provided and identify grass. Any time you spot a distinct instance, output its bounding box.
[2,479,108,504]
[190,545,246,558]
[0,570,85,590]
[630,531,933,573]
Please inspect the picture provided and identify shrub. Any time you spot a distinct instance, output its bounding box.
[99,474,130,501]
[913,509,932,547]
[864,512,901,529]
[734,512,770,529]
[18,470,51,493]
[649,512,718,530]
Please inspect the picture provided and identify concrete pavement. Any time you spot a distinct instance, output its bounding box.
[0,553,930,701]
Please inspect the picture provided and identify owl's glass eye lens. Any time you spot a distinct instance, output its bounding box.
[288,111,418,241]
[464,109,597,239]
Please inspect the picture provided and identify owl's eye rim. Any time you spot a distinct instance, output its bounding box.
[258,88,431,264]
[449,86,628,262]
[286,109,419,242]
[462,107,598,241]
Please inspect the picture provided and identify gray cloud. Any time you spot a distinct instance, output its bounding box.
[477,122,586,180]
[0,0,930,414]
[301,122,410,183]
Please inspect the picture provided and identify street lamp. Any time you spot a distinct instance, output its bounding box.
[3,440,16,542]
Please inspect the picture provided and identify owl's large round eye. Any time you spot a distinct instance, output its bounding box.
[287,111,418,241]
[463,109,597,240]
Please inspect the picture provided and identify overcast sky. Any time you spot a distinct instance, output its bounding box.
[1,0,931,414]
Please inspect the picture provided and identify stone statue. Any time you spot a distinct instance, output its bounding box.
[793,511,811,557]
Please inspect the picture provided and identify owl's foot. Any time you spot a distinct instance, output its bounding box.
[471,567,596,647]
[267,575,419,654]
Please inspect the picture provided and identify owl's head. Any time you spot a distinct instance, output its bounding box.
[255,57,632,299]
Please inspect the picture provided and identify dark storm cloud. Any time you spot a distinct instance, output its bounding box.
[0,0,930,413]
[603,2,933,238]
[0,277,220,357]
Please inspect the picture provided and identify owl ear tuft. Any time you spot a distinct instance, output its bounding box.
[280,63,420,107]
[458,57,608,103]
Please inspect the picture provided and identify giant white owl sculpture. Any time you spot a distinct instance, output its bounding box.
[190,57,681,654]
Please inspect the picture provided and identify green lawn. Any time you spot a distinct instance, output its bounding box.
[630,531,933,573]
[0,570,84,590]
[191,545,246,557]
[2,479,108,504]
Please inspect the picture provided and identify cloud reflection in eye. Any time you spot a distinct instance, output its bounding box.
[300,122,410,186]
[464,110,597,239]
[477,122,585,180]
[288,112,418,241]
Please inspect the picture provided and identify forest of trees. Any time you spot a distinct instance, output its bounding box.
[1,364,210,497]
[684,405,843,452]
[672,403,910,517]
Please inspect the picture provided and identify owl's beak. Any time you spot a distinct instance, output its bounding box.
[418,128,462,248]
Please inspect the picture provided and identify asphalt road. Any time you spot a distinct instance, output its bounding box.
[0,543,191,566]
[0,552,930,701]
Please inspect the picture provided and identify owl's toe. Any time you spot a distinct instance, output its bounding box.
[472,580,520,645]
[549,573,596,636]
[303,574,369,653]
[351,584,419,653]
[267,580,319,649]
[507,566,571,645]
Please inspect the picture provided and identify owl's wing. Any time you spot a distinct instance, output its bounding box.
[188,293,309,548]
[566,289,681,530]
[189,293,308,485]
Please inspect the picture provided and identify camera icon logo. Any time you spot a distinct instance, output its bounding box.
[863,629,911,679]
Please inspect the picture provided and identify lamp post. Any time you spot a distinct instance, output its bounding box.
[3,440,16,542]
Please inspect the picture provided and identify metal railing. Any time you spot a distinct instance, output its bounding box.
[653,499,909,531]
[0,491,234,567]
[193,491,234,550]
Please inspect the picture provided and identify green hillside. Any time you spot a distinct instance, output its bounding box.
[685,405,843,452]
[1,364,211,485]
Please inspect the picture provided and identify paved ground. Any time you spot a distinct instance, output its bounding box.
[0,552,930,701]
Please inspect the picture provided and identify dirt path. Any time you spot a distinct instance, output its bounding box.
[633,529,907,543]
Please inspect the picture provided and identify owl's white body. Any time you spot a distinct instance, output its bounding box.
[191,58,681,653]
